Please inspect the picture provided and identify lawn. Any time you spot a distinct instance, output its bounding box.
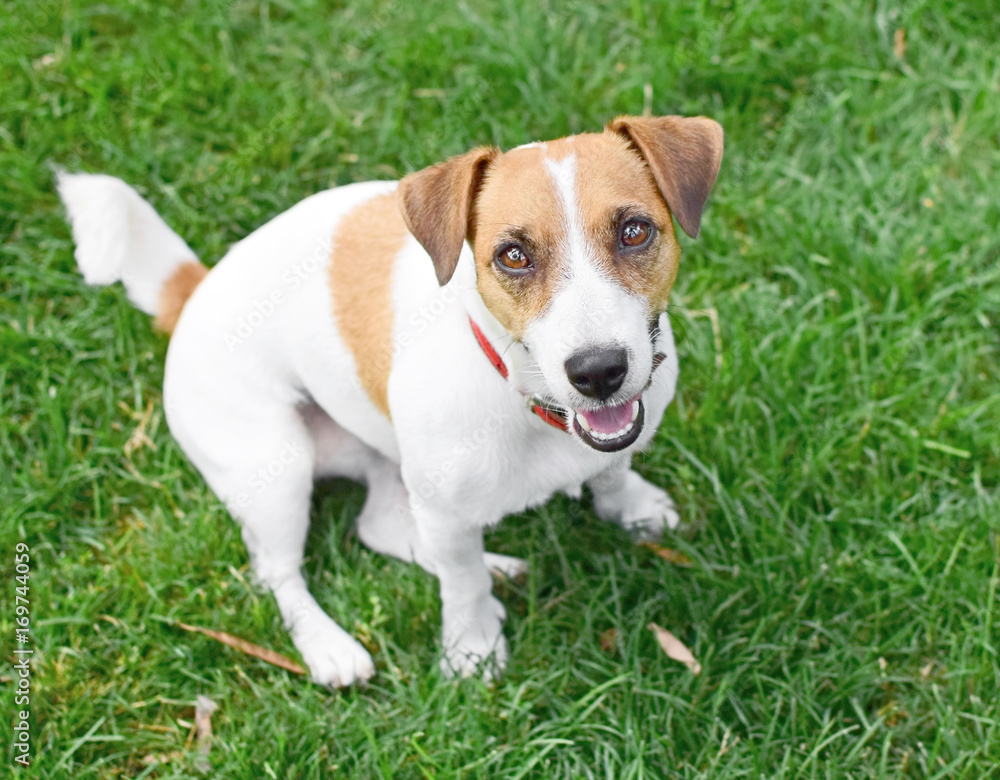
[2,0,999,777]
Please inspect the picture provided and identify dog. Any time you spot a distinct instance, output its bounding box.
[58,114,723,687]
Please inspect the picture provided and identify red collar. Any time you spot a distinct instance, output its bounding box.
[468,317,668,435]
[468,317,570,431]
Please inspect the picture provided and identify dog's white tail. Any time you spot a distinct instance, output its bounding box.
[56,171,207,334]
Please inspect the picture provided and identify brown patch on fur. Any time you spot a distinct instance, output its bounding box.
[470,144,568,339]
[155,261,208,334]
[330,192,407,417]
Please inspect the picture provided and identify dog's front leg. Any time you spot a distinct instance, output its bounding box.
[413,506,509,680]
[588,459,680,540]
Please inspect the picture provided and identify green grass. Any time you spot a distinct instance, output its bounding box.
[2,0,999,776]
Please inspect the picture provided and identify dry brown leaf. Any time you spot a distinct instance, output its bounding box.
[176,622,306,675]
[641,542,695,567]
[893,28,906,59]
[598,628,618,654]
[647,622,701,675]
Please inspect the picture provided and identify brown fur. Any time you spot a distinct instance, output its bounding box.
[471,132,686,333]
[397,147,498,286]
[330,192,407,417]
[606,115,724,239]
[155,261,208,334]
[573,132,681,312]
[397,116,721,340]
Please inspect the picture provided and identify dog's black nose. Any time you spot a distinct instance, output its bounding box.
[565,347,629,400]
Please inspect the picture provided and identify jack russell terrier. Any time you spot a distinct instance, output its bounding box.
[58,114,723,688]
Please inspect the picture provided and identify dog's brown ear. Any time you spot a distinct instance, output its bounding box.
[397,146,499,286]
[606,115,723,238]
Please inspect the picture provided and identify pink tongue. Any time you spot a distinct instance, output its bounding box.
[580,397,636,434]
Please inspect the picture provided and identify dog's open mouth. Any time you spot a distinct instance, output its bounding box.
[570,394,644,452]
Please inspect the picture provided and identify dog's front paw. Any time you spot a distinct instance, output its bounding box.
[292,616,376,689]
[593,470,680,540]
[439,595,509,682]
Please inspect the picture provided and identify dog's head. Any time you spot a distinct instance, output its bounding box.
[398,116,723,453]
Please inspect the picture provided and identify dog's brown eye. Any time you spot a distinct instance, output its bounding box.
[620,219,652,248]
[496,244,532,272]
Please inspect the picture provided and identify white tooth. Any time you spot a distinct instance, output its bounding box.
[593,421,634,442]
[576,413,592,432]
[631,400,640,422]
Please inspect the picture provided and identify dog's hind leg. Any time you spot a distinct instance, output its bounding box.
[302,404,430,568]
[167,394,375,688]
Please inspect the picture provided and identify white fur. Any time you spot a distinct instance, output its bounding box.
[59,150,683,687]
[56,172,197,313]
[526,153,655,413]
